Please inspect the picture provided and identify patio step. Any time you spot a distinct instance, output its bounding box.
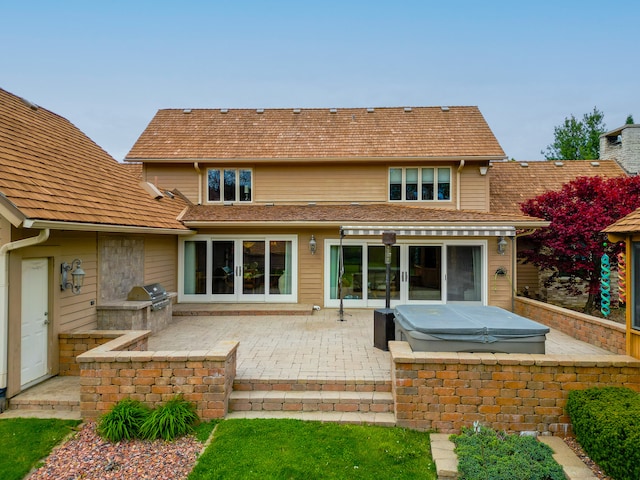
[1,376,82,420]
[228,388,396,427]
[225,410,396,426]
[232,378,392,393]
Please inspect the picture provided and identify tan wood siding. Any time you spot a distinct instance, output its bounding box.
[144,235,178,291]
[255,165,387,203]
[298,231,324,305]
[460,167,489,211]
[487,240,513,310]
[144,164,200,203]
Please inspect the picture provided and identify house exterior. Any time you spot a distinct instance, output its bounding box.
[0,87,192,405]
[126,106,546,311]
[489,159,627,300]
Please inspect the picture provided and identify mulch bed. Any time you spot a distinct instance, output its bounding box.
[27,422,204,480]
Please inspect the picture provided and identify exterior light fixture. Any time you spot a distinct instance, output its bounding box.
[309,235,317,255]
[497,236,508,255]
[61,259,85,294]
[479,166,489,176]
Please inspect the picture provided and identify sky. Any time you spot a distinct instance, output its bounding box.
[2,1,639,162]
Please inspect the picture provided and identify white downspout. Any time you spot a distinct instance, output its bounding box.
[0,228,50,410]
[194,162,202,205]
[456,160,465,210]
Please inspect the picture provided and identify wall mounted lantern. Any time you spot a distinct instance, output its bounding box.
[479,166,489,176]
[61,259,85,294]
[309,235,317,255]
[497,236,508,255]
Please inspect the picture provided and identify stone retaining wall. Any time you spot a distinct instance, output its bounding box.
[390,341,640,435]
[515,297,626,355]
[60,330,238,420]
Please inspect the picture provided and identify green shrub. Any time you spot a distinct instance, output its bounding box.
[450,424,564,480]
[97,398,151,442]
[567,387,640,480]
[139,394,200,441]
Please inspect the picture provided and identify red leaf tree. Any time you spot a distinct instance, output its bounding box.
[520,175,640,312]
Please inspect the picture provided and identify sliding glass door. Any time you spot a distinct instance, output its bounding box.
[325,240,485,307]
[181,236,297,302]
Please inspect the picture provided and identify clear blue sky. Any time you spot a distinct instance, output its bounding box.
[3,1,639,161]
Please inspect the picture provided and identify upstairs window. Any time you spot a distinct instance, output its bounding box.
[208,169,252,203]
[389,167,451,202]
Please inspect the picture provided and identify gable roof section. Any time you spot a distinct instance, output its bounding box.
[126,106,506,161]
[490,160,627,216]
[0,88,189,232]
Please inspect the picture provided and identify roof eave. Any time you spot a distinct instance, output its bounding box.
[22,219,195,235]
[125,155,507,164]
[0,192,27,227]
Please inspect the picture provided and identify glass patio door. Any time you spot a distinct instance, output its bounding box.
[181,236,297,303]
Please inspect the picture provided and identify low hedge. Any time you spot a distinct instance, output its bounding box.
[567,386,640,480]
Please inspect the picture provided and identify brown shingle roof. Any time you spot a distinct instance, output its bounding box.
[604,208,640,234]
[180,203,543,227]
[0,88,188,230]
[490,160,627,215]
[126,106,506,161]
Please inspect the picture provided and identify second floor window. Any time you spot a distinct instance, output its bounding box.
[389,167,451,202]
[208,169,252,203]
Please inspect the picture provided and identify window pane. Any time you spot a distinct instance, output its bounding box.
[447,245,482,302]
[422,168,434,200]
[409,246,441,301]
[437,168,450,200]
[330,245,363,300]
[270,240,292,295]
[240,169,252,202]
[207,170,220,202]
[184,241,207,294]
[212,241,234,294]
[243,241,265,294]
[368,245,400,300]
[224,170,236,202]
[389,168,402,200]
[406,168,418,201]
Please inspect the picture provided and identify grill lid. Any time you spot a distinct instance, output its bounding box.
[127,283,167,302]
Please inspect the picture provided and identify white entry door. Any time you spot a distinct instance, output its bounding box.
[21,258,49,387]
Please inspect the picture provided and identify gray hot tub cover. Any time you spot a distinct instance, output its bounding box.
[393,304,550,344]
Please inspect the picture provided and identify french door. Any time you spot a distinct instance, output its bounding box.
[181,235,297,302]
[325,240,485,307]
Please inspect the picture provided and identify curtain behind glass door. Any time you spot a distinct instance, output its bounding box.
[184,241,207,295]
[447,245,482,301]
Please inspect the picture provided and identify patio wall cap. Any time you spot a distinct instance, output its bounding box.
[389,341,640,367]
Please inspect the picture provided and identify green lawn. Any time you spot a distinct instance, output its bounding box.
[0,417,81,480]
[189,418,436,480]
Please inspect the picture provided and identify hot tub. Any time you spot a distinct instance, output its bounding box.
[394,304,549,354]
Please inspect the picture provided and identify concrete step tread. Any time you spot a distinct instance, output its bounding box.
[226,410,396,426]
[0,409,82,420]
[230,390,393,402]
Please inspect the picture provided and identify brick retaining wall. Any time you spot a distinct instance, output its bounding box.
[61,330,238,420]
[390,341,640,435]
[515,297,626,355]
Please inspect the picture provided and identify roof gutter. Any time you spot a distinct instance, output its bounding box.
[0,228,50,410]
[456,160,465,210]
[21,219,195,235]
[194,162,203,205]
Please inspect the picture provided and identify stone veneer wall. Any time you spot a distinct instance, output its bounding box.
[60,330,238,420]
[390,342,640,435]
[514,297,626,355]
[58,331,148,376]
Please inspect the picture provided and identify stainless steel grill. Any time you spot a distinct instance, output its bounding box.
[127,283,170,311]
